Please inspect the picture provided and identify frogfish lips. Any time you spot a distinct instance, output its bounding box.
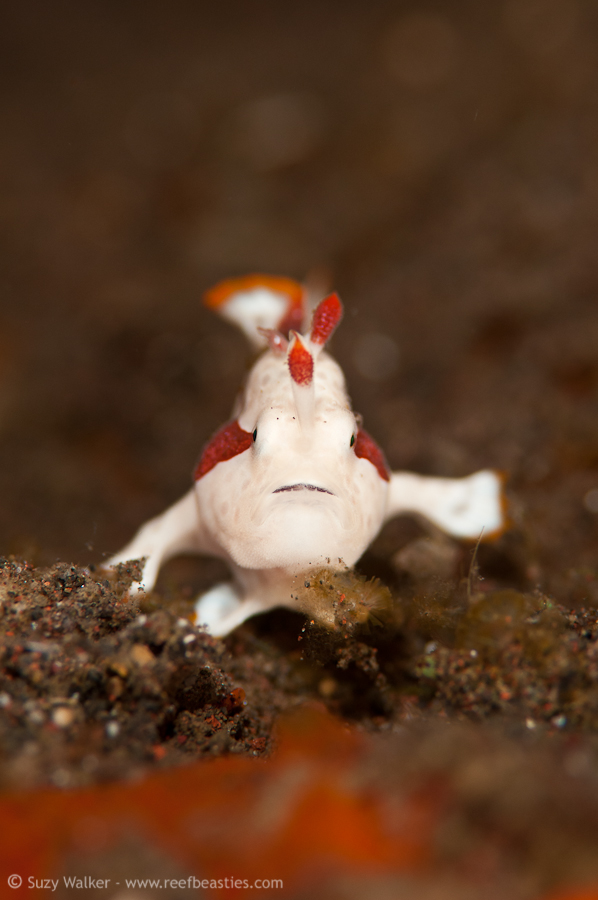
[272,483,334,495]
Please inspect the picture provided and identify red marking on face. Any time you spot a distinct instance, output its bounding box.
[353,429,390,481]
[288,335,314,386]
[194,420,253,480]
[310,293,343,345]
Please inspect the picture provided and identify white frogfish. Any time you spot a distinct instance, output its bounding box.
[107,275,505,635]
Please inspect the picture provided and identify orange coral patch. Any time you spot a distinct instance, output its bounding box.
[0,707,438,896]
[539,891,598,900]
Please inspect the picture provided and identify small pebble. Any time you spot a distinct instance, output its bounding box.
[106,721,120,738]
[52,706,75,728]
[318,677,337,699]
[130,643,154,666]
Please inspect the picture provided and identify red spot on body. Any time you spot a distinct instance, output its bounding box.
[353,429,390,481]
[310,293,343,345]
[288,335,314,385]
[194,420,253,480]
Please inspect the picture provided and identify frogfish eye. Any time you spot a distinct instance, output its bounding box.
[350,434,355,447]
[252,428,258,442]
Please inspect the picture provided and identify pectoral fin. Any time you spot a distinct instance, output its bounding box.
[105,487,216,594]
[385,469,506,539]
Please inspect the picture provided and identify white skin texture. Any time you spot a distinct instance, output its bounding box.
[107,282,504,635]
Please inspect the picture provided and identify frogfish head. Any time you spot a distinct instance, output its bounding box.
[195,293,390,572]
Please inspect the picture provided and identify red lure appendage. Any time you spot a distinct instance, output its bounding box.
[288,334,314,386]
[310,293,343,346]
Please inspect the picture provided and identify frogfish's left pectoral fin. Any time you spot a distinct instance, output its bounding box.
[385,469,507,540]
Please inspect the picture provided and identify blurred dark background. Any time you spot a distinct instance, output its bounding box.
[1,0,598,602]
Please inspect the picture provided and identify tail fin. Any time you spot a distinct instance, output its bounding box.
[204,274,306,350]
